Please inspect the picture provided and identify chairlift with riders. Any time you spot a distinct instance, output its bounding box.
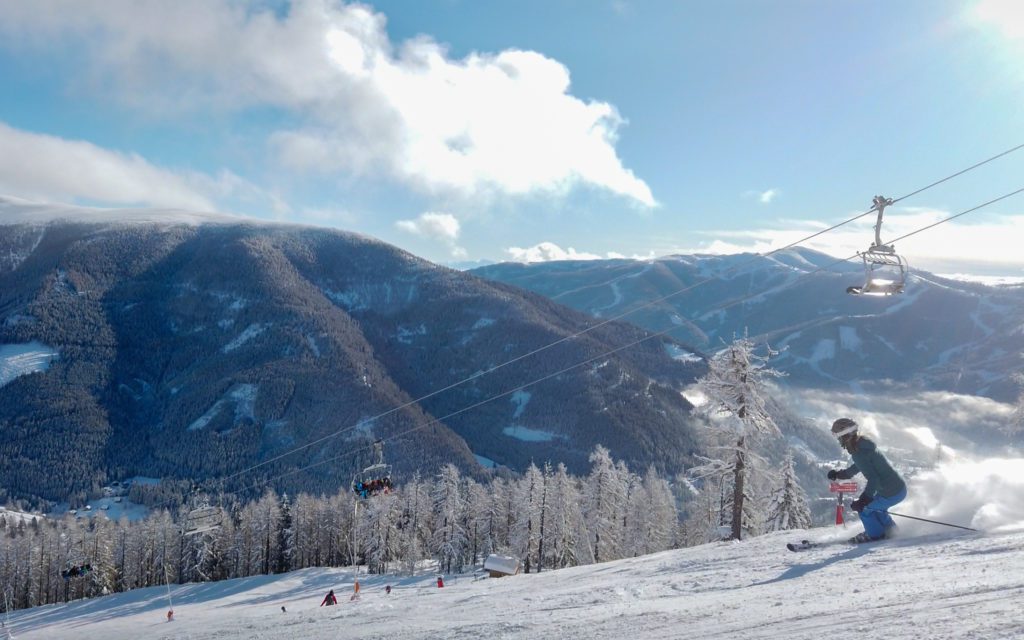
[60,534,94,581]
[846,195,909,296]
[352,440,393,499]
[183,489,223,536]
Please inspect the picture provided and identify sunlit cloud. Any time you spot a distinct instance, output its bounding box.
[506,241,603,263]
[742,188,780,204]
[666,205,1024,276]
[0,0,655,207]
[904,458,1024,533]
[0,121,230,210]
[396,211,466,258]
[973,0,1024,39]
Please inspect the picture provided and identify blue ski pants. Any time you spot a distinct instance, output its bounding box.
[860,487,907,538]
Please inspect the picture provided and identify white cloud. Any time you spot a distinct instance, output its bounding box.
[671,205,1024,275]
[742,188,781,204]
[904,458,1024,533]
[0,121,217,209]
[396,211,466,258]
[0,1,655,207]
[973,0,1024,39]
[506,241,604,263]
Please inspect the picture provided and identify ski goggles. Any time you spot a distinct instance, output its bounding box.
[832,422,858,438]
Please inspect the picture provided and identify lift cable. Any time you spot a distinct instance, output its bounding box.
[212,143,1024,487]
[229,185,1024,497]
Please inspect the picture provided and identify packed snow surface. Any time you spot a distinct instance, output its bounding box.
[0,341,58,388]
[7,527,1023,639]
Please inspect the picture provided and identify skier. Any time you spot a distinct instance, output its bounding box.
[385,585,392,595]
[320,589,338,606]
[827,418,907,543]
[436,575,444,588]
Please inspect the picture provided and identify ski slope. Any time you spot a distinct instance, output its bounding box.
[6,526,1023,640]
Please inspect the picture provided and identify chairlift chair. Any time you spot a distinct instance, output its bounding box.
[183,486,223,536]
[846,195,908,296]
[183,505,222,536]
[352,440,393,498]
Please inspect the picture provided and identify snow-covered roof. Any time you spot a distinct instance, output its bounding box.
[483,554,520,575]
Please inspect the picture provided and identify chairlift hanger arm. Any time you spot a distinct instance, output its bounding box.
[870,195,895,251]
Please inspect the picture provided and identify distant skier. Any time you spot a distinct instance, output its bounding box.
[385,585,392,595]
[320,589,338,606]
[827,418,907,543]
[436,575,444,588]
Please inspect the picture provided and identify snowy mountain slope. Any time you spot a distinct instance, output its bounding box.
[6,527,1023,640]
[0,201,705,505]
[472,249,1024,402]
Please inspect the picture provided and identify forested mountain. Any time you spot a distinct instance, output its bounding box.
[0,199,705,507]
[471,250,1024,402]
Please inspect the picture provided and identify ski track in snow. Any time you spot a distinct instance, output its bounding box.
[0,342,58,388]
[7,529,1023,640]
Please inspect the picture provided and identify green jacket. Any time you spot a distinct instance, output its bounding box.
[836,437,906,499]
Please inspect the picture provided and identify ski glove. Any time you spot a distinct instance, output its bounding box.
[827,470,839,481]
[850,495,871,513]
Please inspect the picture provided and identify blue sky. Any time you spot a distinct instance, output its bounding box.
[1,0,1022,277]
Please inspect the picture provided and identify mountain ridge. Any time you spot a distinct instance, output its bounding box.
[472,248,1024,402]
[0,203,706,506]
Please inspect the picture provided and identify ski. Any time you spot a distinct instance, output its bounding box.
[787,539,817,552]
[788,535,890,551]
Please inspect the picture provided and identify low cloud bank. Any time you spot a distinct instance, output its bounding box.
[904,458,1024,533]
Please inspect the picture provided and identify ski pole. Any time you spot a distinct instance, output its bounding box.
[866,508,977,532]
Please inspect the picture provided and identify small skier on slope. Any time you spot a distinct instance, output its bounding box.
[827,418,907,543]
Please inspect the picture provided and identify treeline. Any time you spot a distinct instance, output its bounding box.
[0,444,813,613]
[0,447,680,611]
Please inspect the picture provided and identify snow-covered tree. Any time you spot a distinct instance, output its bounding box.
[691,334,784,541]
[634,466,677,555]
[510,463,545,573]
[464,477,493,567]
[543,463,590,569]
[274,494,294,574]
[766,454,812,531]
[359,491,400,574]
[431,465,467,574]
[397,473,431,576]
[583,446,627,562]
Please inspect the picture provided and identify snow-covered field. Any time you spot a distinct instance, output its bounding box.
[6,525,1023,640]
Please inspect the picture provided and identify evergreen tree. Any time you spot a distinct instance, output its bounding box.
[766,454,811,532]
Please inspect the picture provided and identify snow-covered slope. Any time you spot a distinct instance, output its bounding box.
[7,526,1023,639]
[0,342,58,388]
